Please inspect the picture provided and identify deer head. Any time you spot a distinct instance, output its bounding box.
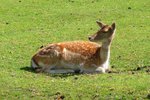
[89,21,116,42]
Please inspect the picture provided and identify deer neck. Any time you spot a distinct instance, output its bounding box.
[100,39,112,69]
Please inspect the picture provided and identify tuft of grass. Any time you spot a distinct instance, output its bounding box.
[0,0,150,99]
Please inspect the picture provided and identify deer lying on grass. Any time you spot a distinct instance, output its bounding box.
[31,21,116,74]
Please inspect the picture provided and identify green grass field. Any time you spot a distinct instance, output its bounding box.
[0,0,150,99]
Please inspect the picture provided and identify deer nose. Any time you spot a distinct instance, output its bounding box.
[88,36,92,40]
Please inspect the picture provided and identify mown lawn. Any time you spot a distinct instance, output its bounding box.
[0,0,150,99]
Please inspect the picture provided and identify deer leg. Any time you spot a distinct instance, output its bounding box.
[95,67,106,73]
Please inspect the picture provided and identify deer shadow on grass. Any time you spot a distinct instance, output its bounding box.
[20,65,150,78]
[131,65,150,73]
[20,66,121,77]
[115,65,150,74]
[20,66,81,77]
[20,66,36,73]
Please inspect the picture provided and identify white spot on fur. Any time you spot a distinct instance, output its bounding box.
[54,50,60,56]
[63,48,67,59]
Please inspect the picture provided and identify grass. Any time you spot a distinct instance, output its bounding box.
[0,0,150,99]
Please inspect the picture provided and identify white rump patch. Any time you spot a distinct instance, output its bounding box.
[31,59,38,68]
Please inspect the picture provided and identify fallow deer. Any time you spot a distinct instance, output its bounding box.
[31,21,116,74]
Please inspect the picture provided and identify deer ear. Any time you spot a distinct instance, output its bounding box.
[96,21,105,28]
[111,22,116,30]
